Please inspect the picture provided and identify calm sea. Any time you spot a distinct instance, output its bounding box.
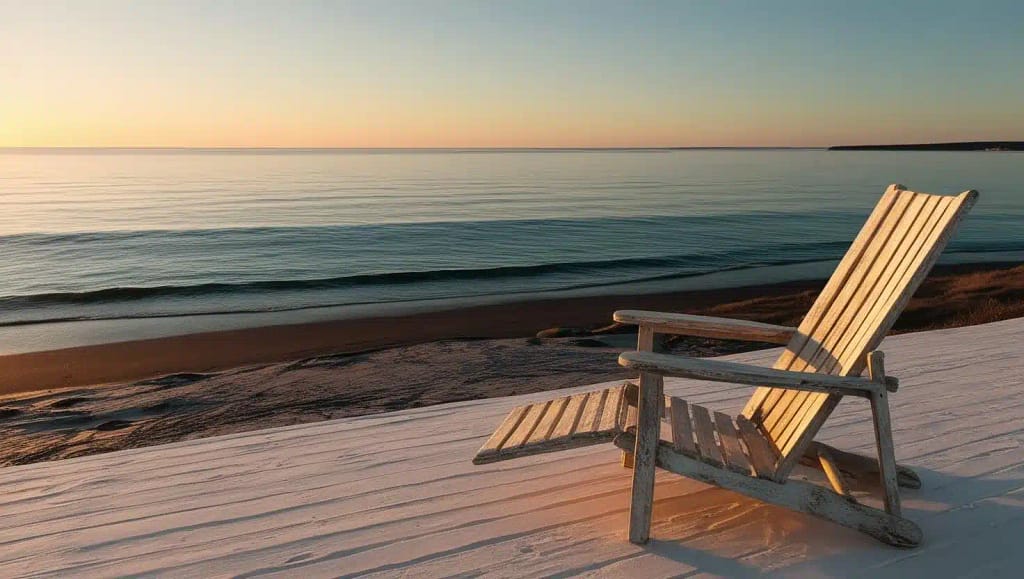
[1,149,1021,353]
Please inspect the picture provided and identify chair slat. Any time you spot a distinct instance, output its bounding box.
[598,386,625,431]
[532,395,570,442]
[736,415,779,479]
[549,392,589,440]
[475,405,529,460]
[668,397,697,456]
[691,404,724,467]
[505,400,551,448]
[714,411,752,475]
[575,388,609,435]
[624,401,637,431]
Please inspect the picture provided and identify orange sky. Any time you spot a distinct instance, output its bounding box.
[3,1,1021,148]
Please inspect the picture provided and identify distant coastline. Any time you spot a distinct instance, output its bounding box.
[829,141,1024,151]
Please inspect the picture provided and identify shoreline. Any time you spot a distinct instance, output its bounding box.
[2,260,1021,397]
[1,260,1021,466]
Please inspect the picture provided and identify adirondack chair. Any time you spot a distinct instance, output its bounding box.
[473,185,978,548]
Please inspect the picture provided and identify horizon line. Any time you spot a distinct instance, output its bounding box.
[0,146,825,152]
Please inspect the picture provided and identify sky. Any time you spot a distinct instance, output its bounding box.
[2,0,1022,148]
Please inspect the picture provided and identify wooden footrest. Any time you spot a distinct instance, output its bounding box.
[473,384,629,465]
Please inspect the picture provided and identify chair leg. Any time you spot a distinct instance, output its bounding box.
[622,326,656,470]
[816,445,851,497]
[628,369,662,544]
[802,442,921,489]
[868,352,902,517]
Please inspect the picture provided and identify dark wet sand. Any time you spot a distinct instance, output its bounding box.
[1,261,1021,466]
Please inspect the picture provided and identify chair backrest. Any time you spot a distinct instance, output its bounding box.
[741,184,978,479]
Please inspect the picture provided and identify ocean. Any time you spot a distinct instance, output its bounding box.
[1,148,1021,353]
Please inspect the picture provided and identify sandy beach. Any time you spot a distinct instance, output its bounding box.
[1,261,1020,466]
[3,261,1022,396]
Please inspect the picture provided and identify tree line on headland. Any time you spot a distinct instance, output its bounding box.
[829,141,1023,151]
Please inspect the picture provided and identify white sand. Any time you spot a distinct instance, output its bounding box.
[1,318,1022,577]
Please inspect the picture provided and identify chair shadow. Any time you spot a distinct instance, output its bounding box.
[630,463,1024,576]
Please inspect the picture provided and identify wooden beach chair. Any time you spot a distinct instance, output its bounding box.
[473,184,978,548]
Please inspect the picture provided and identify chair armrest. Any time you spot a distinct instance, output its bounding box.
[618,350,888,398]
[613,310,796,345]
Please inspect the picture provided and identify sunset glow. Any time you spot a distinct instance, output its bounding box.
[3,0,1023,148]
